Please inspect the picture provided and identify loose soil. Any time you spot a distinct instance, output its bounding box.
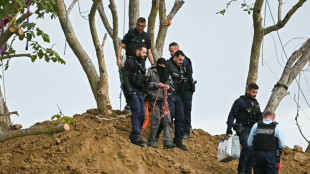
[0,109,309,174]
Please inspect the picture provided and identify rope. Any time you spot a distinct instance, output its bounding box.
[64,6,68,55]
[149,85,170,119]
[119,0,127,110]
[119,69,123,110]
[261,0,267,66]
[160,16,172,27]
[141,101,150,135]
[96,113,131,121]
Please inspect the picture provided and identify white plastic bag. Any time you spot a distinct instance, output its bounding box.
[217,135,240,162]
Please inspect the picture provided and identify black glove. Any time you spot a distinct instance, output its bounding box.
[125,88,133,99]
[226,128,233,135]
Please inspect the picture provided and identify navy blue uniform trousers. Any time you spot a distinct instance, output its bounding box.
[168,94,185,144]
[238,126,255,174]
[254,151,278,174]
[129,89,145,141]
[181,89,193,135]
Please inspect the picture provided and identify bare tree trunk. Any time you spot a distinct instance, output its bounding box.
[246,0,264,85]
[147,0,160,59]
[265,38,310,112]
[97,1,121,57]
[89,0,112,115]
[129,0,139,30]
[155,0,169,58]
[246,0,307,85]
[155,0,184,59]
[0,85,5,115]
[54,0,113,114]
[108,0,120,57]
[54,0,99,101]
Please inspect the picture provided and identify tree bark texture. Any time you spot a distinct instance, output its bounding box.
[89,0,112,115]
[246,0,307,85]
[0,123,70,143]
[54,0,99,101]
[0,11,32,46]
[108,0,120,57]
[129,0,139,30]
[246,0,264,85]
[154,0,184,59]
[265,38,310,112]
[0,86,5,115]
[147,0,160,59]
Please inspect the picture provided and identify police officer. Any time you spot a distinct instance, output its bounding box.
[156,42,195,140]
[248,110,286,174]
[226,83,263,174]
[169,42,195,139]
[122,44,147,147]
[166,50,187,150]
[117,17,155,110]
[117,17,155,67]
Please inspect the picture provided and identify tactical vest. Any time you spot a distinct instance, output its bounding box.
[237,96,262,126]
[167,59,185,93]
[126,30,147,56]
[181,57,194,90]
[129,57,146,90]
[253,121,278,151]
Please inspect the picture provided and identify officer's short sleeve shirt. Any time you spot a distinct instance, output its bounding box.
[121,29,152,49]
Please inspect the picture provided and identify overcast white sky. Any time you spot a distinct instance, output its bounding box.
[3,1,310,150]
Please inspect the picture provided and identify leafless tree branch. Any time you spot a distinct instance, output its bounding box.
[264,0,307,35]
[67,0,79,15]
[295,108,309,142]
[108,0,120,56]
[0,54,32,60]
[277,0,283,22]
[101,33,108,49]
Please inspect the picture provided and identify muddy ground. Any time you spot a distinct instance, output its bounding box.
[0,109,309,174]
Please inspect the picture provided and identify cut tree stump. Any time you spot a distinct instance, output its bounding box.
[0,123,70,143]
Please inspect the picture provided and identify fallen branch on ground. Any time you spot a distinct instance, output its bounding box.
[0,123,70,143]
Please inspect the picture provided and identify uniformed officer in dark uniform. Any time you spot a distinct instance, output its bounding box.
[168,42,195,139]
[156,42,196,140]
[117,17,155,110]
[122,44,148,147]
[117,17,155,67]
[248,110,286,174]
[226,83,263,174]
[166,50,187,150]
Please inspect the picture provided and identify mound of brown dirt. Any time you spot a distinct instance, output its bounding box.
[0,110,309,173]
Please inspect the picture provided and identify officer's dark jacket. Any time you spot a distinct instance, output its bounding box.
[122,29,151,56]
[253,121,278,151]
[226,95,262,129]
[181,57,194,91]
[166,58,185,94]
[122,56,146,92]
